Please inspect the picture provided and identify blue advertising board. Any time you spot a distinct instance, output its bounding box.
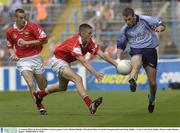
[87,59,180,90]
[1,59,180,91]
[0,65,86,91]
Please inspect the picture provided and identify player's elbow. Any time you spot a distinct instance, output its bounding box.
[80,58,91,68]
[159,24,166,32]
[39,37,48,44]
[117,41,126,51]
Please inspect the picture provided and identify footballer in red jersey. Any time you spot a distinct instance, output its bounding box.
[53,33,99,63]
[33,23,118,114]
[6,8,48,115]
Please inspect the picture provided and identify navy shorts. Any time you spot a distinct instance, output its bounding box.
[130,48,158,69]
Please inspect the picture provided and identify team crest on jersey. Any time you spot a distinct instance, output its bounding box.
[24,32,30,37]
[13,34,17,39]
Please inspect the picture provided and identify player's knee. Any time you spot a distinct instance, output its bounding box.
[39,82,47,90]
[133,64,141,70]
[43,82,47,89]
[149,82,157,89]
[73,74,83,83]
[60,88,67,91]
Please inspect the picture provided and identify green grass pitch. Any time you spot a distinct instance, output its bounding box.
[0,90,180,127]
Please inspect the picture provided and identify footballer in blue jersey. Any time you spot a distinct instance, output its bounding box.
[116,7,165,113]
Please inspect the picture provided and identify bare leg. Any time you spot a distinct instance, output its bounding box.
[130,55,142,80]
[22,71,47,114]
[129,55,142,92]
[61,67,87,97]
[35,72,69,98]
[144,66,157,101]
[34,73,47,90]
[21,70,36,101]
[144,65,157,113]
[36,66,102,114]
[45,76,69,94]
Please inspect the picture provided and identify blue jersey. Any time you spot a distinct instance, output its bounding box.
[117,15,163,50]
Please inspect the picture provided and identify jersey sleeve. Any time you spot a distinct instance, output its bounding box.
[140,15,163,26]
[6,31,14,49]
[30,22,48,43]
[117,26,128,50]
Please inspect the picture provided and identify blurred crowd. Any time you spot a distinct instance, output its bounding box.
[81,0,180,60]
[0,0,180,67]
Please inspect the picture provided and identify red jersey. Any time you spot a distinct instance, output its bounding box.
[6,21,48,58]
[54,34,99,63]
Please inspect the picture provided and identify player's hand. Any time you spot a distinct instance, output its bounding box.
[17,39,28,46]
[116,58,121,63]
[115,58,121,68]
[95,72,104,81]
[9,54,19,61]
[151,25,161,32]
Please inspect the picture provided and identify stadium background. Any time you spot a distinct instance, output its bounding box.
[0,0,180,127]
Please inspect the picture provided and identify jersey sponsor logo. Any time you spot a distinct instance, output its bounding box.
[38,28,47,38]
[24,32,30,37]
[73,47,82,55]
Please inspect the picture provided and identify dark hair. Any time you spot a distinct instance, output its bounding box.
[79,23,93,34]
[122,7,134,17]
[15,8,25,14]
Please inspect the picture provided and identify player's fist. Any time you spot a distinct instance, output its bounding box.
[9,54,19,61]
[151,25,159,32]
[17,38,23,46]
[17,38,28,46]
[95,72,104,82]
[151,25,165,32]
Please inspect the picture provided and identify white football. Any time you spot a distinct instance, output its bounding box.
[117,60,132,75]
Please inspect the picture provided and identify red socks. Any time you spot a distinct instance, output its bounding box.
[83,95,92,107]
[39,90,47,98]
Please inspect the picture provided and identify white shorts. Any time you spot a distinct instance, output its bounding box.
[16,54,44,74]
[49,56,69,76]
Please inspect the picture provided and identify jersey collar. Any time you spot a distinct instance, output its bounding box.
[78,35,83,45]
[13,21,27,31]
[78,35,89,47]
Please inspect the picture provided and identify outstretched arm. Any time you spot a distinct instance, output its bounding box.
[76,55,104,81]
[116,48,124,61]
[116,28,127,61]
[96,49,118,67]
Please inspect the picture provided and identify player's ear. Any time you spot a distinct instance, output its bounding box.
[25,14,28,21]
[79,31,84,37]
